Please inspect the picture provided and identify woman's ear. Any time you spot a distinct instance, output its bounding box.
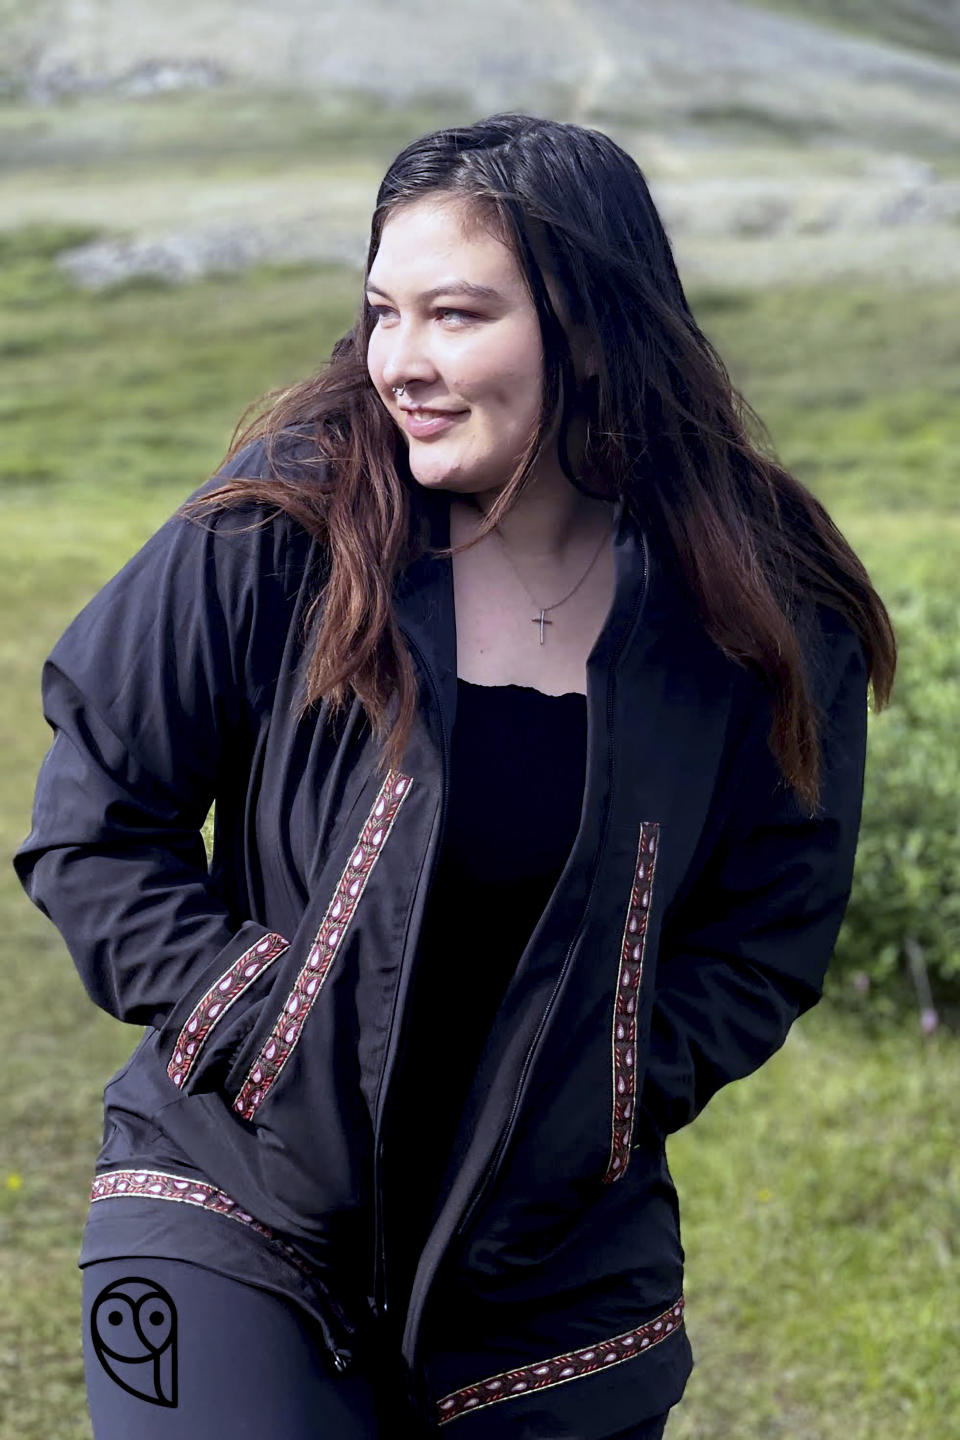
[568,325,599,385]
[540,262,598,384]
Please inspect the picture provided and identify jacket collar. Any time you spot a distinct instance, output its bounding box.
[390,479,711,710]
[389,481,689,694]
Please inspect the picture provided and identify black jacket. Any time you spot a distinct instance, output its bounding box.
[13,434,869,1436]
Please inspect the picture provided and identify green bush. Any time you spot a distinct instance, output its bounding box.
[832,583,960,1020]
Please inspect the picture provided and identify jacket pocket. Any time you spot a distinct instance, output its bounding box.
[602,819,661,1186]
[163,929,290,1095]
[229,767,414,1122]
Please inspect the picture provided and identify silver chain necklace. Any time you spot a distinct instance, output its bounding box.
[392,383,614,645]
[491,511,615,645]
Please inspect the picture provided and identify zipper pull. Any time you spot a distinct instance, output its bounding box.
[301,1279,364,1375]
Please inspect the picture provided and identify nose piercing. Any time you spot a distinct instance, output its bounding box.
[392,385,406,398]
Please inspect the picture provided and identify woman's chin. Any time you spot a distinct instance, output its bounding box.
[408,465,467,494]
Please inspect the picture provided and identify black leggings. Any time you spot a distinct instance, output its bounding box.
[81,1257,671,1439]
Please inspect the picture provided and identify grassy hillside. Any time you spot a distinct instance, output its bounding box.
[747,0,960,64]
[3,0,960,163]
[1,224,958,1437]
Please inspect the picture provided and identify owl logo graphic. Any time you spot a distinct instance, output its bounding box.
[90,1276,178,1407]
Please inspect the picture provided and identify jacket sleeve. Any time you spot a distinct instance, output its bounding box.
[640,612,870,1138]
[11,438,300,1031]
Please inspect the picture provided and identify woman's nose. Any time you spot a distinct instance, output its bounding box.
[380,324,437,390]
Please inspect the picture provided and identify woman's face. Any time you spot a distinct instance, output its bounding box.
[365,196,553,501]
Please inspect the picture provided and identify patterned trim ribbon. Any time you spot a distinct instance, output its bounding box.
[435,1295,685,1425]
[603,820,660,1184]
[232,769,414,1121]
[166,932,290,1091]
[89,1168,315,1280]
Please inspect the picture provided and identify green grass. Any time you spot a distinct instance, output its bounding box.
[1,231,958,1438]
[694,281,960,521]
[667,1004,958,1438]
[0,231,361,496]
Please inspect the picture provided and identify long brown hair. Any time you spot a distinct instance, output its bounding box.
[179,111,896,816]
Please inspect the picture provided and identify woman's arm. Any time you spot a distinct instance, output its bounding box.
[12,439,302,1031]
[640,617,870,1138]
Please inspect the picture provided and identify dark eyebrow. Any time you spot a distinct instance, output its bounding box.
[365,279,503,305]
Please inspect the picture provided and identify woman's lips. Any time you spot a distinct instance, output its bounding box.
[402,409,467,438]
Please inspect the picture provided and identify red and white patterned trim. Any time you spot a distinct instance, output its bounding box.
[435,1294,685,1425]
[166,932,289,1091]
[603,820,660,1184]
[232,769,414,1121]
[89,1168,315,1280]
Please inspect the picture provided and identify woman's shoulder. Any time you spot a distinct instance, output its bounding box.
[177,427,331,589]
[47,430,329,687]
[188,426,329,529]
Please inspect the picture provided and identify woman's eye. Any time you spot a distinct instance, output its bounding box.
[368,305,475,326]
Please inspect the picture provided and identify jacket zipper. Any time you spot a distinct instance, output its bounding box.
[443,655,616,1254]
[372,626,450,1324]
[399,673,615,1374]
[400,529,648,1377]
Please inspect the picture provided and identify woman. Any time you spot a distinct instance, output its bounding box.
[13,113,895,1438]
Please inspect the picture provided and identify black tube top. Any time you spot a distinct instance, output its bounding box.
[382,676,588,1312]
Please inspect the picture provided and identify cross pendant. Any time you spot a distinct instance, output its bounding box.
[532,609,553,645]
